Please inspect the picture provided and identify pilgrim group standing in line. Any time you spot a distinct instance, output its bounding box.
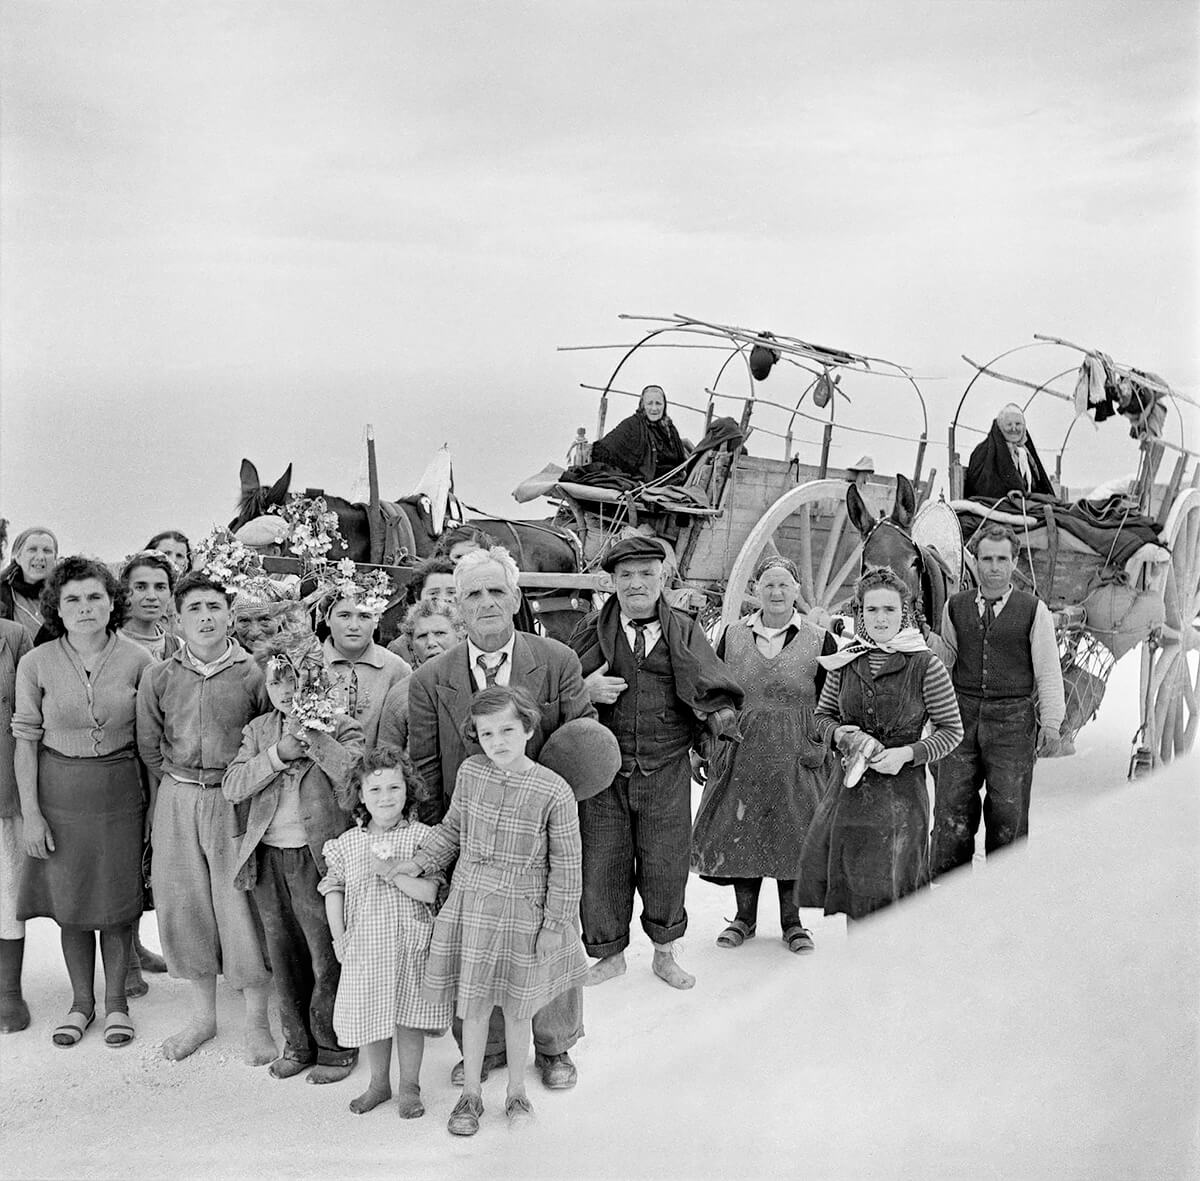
[0,467,1064,1137]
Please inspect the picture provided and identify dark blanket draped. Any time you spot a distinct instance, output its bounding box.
[964,421,1055,501]
[591,409,687,483]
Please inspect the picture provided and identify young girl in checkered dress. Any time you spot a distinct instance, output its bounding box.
[390,685,588,1136]
[319,746,451,1119]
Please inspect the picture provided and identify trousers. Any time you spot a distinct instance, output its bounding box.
[931,696,1036,877]
[578,755,692,958]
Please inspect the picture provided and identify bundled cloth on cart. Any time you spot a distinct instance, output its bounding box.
[1073,351,1170,442]
[958,491,1163,569]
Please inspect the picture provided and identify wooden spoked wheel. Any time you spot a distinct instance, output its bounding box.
[1139,488,1200,764]
[720,479,868,631]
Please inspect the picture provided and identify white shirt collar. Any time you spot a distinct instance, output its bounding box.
[976,586,1014,614]
[467,634,517,668]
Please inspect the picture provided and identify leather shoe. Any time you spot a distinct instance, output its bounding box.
[535,1051,577,1090]
[450,1050,506,1087]
[447,1092,483,1137]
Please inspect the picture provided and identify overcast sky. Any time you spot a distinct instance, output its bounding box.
[2,0,1196,560]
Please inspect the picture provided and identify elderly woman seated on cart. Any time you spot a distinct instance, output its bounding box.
[964,404,1055,502]
[589,385,692,485]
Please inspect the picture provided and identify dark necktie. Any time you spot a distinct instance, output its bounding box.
[982,600,996,632]
[476,652,507,688]
[630,619,648,663]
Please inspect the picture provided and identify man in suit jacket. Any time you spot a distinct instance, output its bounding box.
[406,546,595,1092]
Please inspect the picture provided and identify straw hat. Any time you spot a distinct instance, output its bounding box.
[846,455,875,475]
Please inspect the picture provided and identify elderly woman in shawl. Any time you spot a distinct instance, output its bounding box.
[964,404,1055,502]
[797,568,962,922]
[590,385,691,485]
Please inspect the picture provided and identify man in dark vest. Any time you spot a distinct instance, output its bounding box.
[929,525,1065,875]
[570,537,742,990]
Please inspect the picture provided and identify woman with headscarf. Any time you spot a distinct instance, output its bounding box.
[797,568,963,922]
[13,557,152,1047]
[0,528,59,645]
[691,556,838,954]
[590,385,690,484]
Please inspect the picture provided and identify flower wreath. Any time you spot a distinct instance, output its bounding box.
[320,558,394,619]
[193,527,267,592]
[265,631,345,734]
[268,494,343,572]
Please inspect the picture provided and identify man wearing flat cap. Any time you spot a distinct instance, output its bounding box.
[570,536,743,990]
[405,544,594,1092]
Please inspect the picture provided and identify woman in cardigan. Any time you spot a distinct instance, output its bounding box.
[13,557,152,1047]
[590,385,690,484]
[691,555,838,954]
[0,527,59,645]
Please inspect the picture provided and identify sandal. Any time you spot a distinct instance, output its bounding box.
[783,924,815,955]
[104,1011,135,1047]
[715,919,756,948]
[52,1009,96,1048]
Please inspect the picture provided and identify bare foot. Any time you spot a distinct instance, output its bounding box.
[244,1024,278,1067]
[584,951,627,987]
[162,1017,216,1061]
[307,1062,354,1085]
[349,1081,392,1114]
[395,1083,424,1119]
[652,945,695,990]
[268,1056,308,1079]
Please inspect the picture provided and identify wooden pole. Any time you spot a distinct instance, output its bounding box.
[366,424,384,564]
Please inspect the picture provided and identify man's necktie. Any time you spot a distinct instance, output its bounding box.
[631,619,648,663]
[982,600,996,633]
[476,652,508,688]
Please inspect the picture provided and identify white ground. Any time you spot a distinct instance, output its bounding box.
[2,656,1197,1180]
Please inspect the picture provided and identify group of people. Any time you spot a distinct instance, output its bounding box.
[0,504,1064,1138]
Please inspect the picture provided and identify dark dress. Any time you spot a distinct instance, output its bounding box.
[797,651,937,920]
[691,621,835,880]
[591,409,688,483]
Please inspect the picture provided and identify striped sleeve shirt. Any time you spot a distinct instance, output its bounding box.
[813,652,963,766]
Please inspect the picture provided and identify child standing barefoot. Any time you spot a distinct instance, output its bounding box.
[389,686,589,1137]
[320,746,450,1119]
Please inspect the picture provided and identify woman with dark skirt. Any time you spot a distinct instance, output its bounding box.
[590,385,690,484]
[13,557,152,1047]
[691,555,837,954]
[798,567,963,922]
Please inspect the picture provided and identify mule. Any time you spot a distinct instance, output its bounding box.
[846,474,966,632]
[230,460,587,641]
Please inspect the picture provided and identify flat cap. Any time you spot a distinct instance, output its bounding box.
[600,535,670,573]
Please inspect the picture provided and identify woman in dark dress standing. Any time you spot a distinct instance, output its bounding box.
[691,555,838,954]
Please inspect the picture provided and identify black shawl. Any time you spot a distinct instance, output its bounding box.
[964,420,1055,502]
[591,408,688,483]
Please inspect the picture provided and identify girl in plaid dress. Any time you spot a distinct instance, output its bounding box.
[320,746,451,1119]
[392,686,588,1136]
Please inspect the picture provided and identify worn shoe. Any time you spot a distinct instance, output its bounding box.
[534,1051,577,1090]
[447,1092,484,1137]
[450,1050,507,1086]
[716,918,756,948]
[783,924,816,954]
[506,1093,535,1125]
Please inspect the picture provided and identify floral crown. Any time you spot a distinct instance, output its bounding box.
[267,494,343,572]
[320,558,394,618]
[264,631,345,734]
[193,527,266,592]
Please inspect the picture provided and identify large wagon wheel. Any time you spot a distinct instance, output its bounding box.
[720,479,865,630]
[1139,488,1200,764]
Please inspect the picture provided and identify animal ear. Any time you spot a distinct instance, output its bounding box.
[846,484,877,537]
[267,464,293,505]
[240,459,261,497]
[891,474,916,529]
